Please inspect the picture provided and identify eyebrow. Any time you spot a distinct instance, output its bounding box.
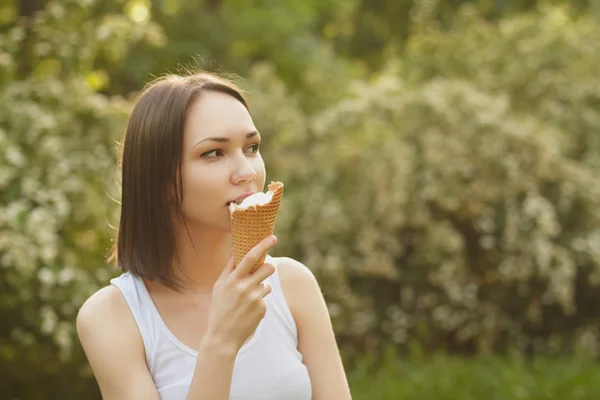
[193,131,260,148]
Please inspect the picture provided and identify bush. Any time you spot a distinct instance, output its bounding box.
[0,1,159,395]
[256,5,600,361]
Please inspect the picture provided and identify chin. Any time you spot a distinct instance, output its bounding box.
[216,215,234,234]
[204,215,232,232]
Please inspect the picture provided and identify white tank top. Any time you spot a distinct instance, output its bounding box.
[110,256,312,400]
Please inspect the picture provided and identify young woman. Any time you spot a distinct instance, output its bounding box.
[76,72,353,400]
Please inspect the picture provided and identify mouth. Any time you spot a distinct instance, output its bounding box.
[226,192,255,207]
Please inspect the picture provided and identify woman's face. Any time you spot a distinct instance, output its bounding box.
[178,90,266,231]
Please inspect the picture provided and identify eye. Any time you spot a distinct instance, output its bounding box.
[201,149,223,158]
[247,143,260,153]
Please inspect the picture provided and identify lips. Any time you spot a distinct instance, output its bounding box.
[226,192,255,206]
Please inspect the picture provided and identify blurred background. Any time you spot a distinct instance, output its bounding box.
[1,0,600,398]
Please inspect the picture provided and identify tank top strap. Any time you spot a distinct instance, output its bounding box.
[110,272,157,370]
[265,256,299,345]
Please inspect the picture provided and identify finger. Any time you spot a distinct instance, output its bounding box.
[257,282,272,298]
[232,235,277,278]
[246,263,275,286]
[250,283,272,307]
[253,297,268,319]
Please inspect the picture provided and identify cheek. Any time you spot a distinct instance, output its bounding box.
[252,156,266,181]
[180,164,218,206]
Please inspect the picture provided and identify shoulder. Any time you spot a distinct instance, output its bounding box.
[271,257,323,320]
[77,285,127,332]
[76,284,159,398]
[76,284,143,353]
[273,256,321,295]
[273,256,317,284]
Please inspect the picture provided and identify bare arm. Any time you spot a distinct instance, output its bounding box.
[277,257,353,400]
[76,286,160,400]
[185,334,237,399]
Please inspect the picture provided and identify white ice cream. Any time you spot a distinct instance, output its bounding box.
[230,190,274,212]
[240,191,273,207]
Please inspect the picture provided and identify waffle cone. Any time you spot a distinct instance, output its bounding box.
[230,181,284,273]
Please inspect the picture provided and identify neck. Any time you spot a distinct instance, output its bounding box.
[162,222,233,294]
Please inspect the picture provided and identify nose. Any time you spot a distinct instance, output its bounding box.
[231,153,257,184]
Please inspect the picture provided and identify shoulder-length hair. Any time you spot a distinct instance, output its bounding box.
[109,72,249,290]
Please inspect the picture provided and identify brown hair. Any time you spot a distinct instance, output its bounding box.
[109,72,249,290]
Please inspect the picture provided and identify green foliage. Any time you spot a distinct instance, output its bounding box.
[264,5,600,360]
[116,0,361,112]
[349,345,600,399]
[405,3,600,167]
[0,75,129,396]
[0,0,158,395]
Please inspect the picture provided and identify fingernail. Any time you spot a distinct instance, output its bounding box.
[270,235,277,244]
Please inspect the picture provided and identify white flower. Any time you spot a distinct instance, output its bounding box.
[40,305,58,335]
[38,268,55,285]
[58,267,76,285]
[5,147,26,167]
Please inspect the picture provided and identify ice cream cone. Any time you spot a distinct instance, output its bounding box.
[229,181,284,273]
